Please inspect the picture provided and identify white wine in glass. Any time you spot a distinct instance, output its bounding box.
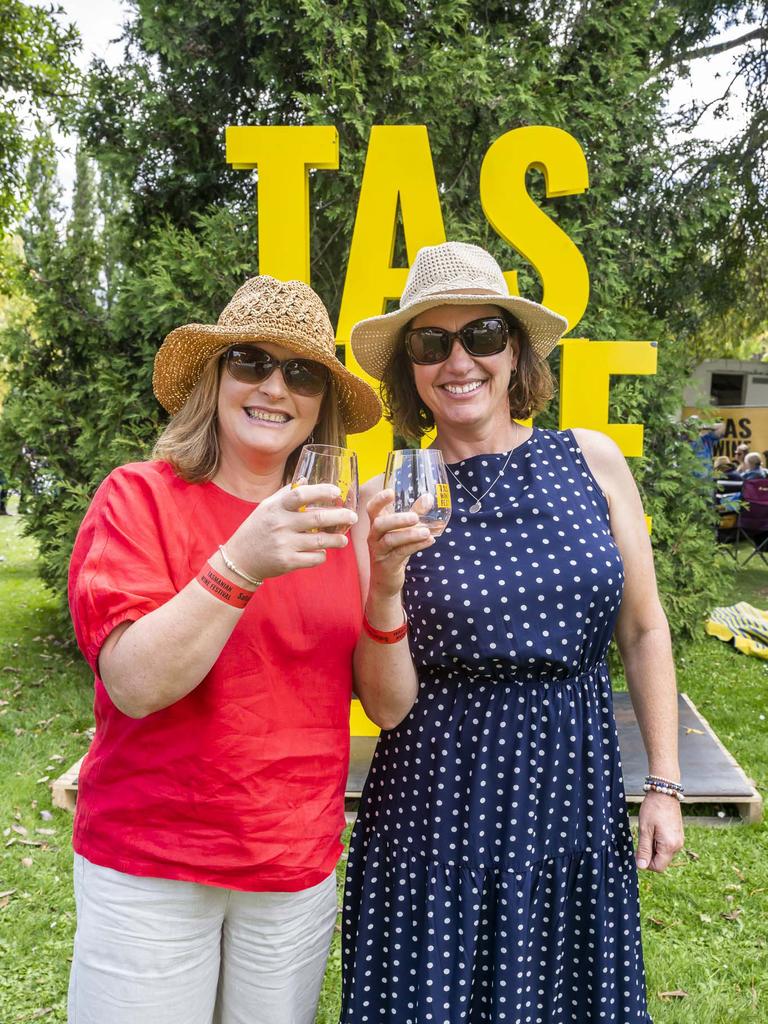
[291,444,359,533]
[384,448,452,536]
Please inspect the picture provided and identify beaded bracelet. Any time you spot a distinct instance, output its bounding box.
[643,775,685,802]
[196,562,254,610]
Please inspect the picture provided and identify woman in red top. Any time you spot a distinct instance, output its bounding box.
[67,276,381,1024]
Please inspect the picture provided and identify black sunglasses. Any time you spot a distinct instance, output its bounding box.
[224,345,330,397]
[404,316,510,365]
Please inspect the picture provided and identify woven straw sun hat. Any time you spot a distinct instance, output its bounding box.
[350,241,569,380]
[153,275,382,433]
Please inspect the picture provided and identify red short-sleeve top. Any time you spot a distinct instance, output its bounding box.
[68,460,361,892]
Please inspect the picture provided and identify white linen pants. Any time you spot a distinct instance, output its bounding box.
[68,854,337,1024]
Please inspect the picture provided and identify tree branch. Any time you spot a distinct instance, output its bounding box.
[655,25,767,75]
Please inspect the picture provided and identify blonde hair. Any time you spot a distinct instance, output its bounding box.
[152,351,346,483]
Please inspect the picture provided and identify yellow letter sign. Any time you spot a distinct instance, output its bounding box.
[480,126,590,334]
[336,125,447,477]
[225,125,339,282]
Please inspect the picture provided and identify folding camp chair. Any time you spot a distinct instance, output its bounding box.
[735,477,768,565]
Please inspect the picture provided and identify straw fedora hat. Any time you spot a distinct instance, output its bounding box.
[153,276,382,433]
[350,242,568,380]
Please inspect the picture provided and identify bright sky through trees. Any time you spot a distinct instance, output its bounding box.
[52,0,757,199]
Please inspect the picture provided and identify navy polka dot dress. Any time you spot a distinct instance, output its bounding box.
[340,429,652,1024]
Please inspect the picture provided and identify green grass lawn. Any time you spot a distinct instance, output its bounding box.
[1,510,767,1023]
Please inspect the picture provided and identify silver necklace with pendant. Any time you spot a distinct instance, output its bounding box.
[445,446,516,513]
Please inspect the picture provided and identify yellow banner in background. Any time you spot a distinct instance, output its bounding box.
[683,407,768,459]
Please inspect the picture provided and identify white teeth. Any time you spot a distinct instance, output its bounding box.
[245,408,290,423]
[444,381,483,395]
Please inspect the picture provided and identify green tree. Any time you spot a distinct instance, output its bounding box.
[0,0,80,235]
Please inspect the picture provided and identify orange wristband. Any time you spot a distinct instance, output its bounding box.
[196,562,254,609]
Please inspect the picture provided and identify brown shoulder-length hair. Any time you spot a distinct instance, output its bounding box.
[380,313,555,443]
[152,350,346,484]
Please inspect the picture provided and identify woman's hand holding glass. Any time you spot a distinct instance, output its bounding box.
[366,490,436,599]
[223,481,357,581]
[367,450,451,600]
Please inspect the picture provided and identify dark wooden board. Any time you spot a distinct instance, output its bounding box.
[614,692,754,797]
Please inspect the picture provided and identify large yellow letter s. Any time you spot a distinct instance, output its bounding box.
[480,126,590,334]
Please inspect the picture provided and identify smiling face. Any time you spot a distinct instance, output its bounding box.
[216,340,325,470]
[407,303,518,436]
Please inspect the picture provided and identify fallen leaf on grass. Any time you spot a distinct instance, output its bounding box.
[0,699,9,706]
[10,824,28,836]
[720,908,743,921]
[733,865,746,881]
[1,666,21,673]
[684,849,700,861]
[48,753,64,762]
[35,828,55,836]
[648,916,668,927]
[0,889,16,899]
[658,990,688,1000]
[35,776,50,785]
[20,857,33,868]
[13,1009,54,1021]
[699,913,712,923]
[685,727,705,735]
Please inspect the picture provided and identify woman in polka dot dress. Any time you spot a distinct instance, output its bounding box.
[342,243,684,1024]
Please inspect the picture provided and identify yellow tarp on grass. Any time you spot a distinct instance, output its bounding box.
[706,602,768,659]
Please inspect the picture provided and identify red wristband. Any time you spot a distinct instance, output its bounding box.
[196,563,254,609]
[362,609,408,644]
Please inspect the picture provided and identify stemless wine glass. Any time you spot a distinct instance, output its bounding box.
[384,448,452,536]
[291,443,359,533]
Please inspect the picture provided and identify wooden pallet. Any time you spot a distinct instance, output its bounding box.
[51,693,762,826]
[51,754,84,812]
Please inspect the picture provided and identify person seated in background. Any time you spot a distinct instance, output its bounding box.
[734,443,751,473]
[713,455,741,481]
[740,452,768,480]
[713,455,743,516]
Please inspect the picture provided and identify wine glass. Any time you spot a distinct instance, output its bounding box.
[291,443,359,533]
[384,448,452,536]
